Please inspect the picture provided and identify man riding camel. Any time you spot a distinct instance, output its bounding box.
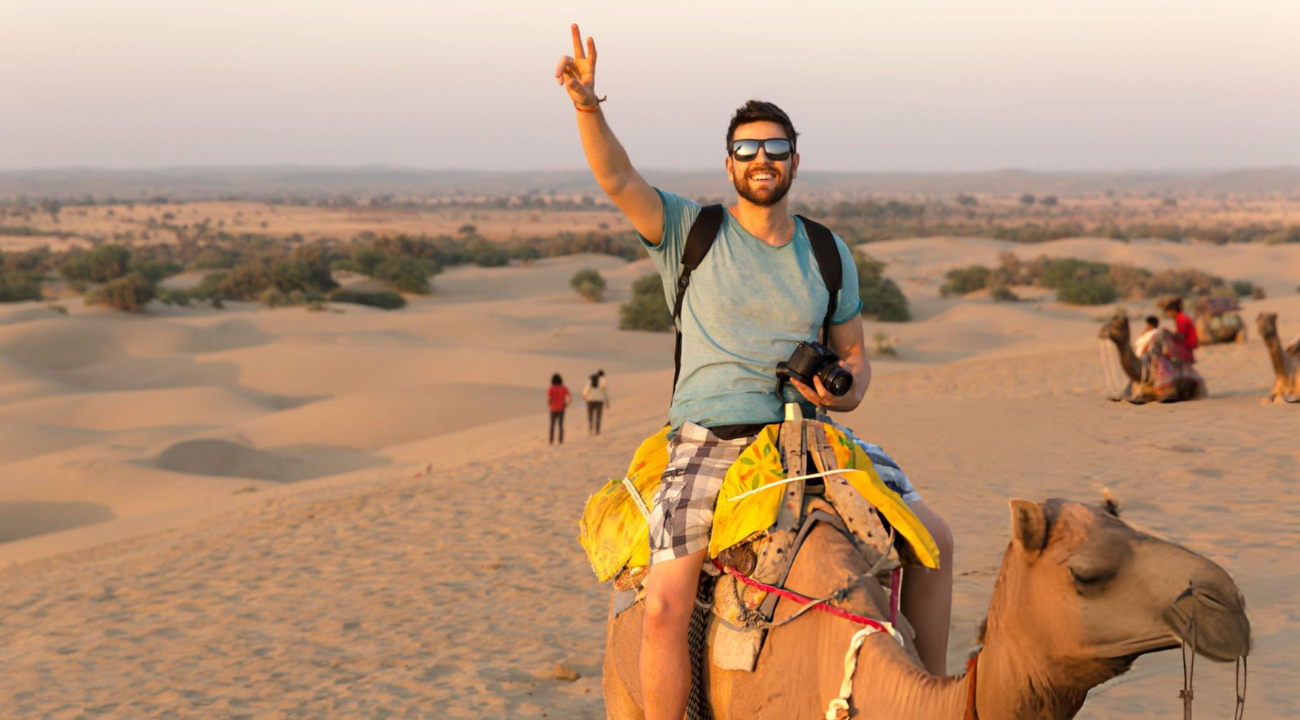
[555,24,953,719]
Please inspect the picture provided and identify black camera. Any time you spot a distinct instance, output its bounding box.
[777,341,853,398]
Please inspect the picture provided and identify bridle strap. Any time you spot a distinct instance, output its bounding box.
[964,653,980,720]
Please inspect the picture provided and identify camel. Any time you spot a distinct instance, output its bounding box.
[1099,315,1205,403]
[1256,312,1300,403]
[1195,297,1248,344]
[603,498,1249,719]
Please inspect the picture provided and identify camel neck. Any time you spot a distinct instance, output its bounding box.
[1111,337,1144,383]
[1261,327,1293,380]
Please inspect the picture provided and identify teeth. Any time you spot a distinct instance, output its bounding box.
[753,174,774,180]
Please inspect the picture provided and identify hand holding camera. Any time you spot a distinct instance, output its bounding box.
[777,341,854,409]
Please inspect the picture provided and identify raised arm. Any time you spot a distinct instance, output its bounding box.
[556,24,664,244]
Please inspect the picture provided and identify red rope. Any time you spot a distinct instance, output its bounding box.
[711,558,893,634]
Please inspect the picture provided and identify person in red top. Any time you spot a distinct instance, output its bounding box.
[1164,297,1199,363]
[547,374,572,445]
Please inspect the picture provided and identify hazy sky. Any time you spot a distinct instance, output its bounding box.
[2,0,1298,172]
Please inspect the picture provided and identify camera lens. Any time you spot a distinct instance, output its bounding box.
[818,364,853,396]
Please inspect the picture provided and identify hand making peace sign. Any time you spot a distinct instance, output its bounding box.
[555,24,600,111]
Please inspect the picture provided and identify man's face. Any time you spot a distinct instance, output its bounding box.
[726,120,799,208]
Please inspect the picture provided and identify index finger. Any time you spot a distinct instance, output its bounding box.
[571,23,585,59]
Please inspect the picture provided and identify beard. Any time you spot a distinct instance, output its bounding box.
[733,166,793,207]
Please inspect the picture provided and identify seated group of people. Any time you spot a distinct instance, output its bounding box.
[1134,298,1199,364]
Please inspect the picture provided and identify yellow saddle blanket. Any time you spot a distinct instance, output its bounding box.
[578,423,939,583]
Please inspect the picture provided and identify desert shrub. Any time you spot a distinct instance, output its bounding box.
[989,285,1020,302]
[1230,280,1264,299]
[328,288,407,310]
[1104,263,1152,299]
[619,275,672,332]
[872,332,898,356]
[373,256,434,294]
[259,288,289,308]
[856,251,909,321]
[570,268,607,302]
[85,273,155,312]
[0,275,42,302]
[1040,258,1109,289]
[351,246,388,276]
[60,244,131,287]
[467,239,509,268]
[509,244,542,262]
[130,259,182,284]
[1142,268,1224,299]
[158,288,191,306]
[1057,277,1118,305]
[940,265,990,297]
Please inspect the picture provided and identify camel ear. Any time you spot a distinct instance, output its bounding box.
[1009,499,1048,554]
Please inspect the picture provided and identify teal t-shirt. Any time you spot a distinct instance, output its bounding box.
[641,189,863,431]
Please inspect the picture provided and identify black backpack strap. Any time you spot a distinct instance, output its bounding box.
[671,204,725,398]
[796,215,843,342]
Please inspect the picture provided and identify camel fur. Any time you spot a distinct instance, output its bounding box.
[1257,312,1300,403]
[602,498,1249,719]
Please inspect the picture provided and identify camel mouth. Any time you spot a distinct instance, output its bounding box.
[1162,592,1252,662]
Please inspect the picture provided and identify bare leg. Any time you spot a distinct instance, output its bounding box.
[901,499,954,676]
[640,550,705,720]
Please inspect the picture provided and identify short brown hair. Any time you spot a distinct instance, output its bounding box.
[726,100,798,154]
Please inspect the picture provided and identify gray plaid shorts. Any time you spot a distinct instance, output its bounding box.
[647,420,921,565]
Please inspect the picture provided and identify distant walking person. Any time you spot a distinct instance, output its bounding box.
[582,369,609,435]
[547,374,572,445]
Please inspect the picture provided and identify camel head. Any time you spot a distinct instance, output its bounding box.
[1257,311,1278,339]
[1097,315,1131,346]
[984,498,1249,708]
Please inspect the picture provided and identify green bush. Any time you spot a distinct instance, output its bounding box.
[990,285,1020,302]
[570,268,607,302]
[0,275,42,302]
[373,256,433,294]
[158,288,191,306]
[856,252,910,321]
[259,288,289,308]
[1040,258,1109,289]
[85,273,155,312]
[619,275,672,332]
[328,288,406,310]
[940,265,990,297]
[60,244,132,287]
[467,239,509,267]
[1057,277,1118,305]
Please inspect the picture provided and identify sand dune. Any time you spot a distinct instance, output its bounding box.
[0,243,1296,717]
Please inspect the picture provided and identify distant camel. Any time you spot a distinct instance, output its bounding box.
[603,498,1249,720]
[1256,312,1300,403]
[1195,297,1248,344]
[1099,316,1205,403]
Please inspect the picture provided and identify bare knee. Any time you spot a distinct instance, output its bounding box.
[642,585,695,639]
[929,512,955,569]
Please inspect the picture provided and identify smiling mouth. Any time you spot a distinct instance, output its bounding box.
[749,171,777,182]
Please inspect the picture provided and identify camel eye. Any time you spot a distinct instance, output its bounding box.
[1070,566,1115,586]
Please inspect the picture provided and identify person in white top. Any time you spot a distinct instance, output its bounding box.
[1134,315,1162,358]
[581,369,609,435]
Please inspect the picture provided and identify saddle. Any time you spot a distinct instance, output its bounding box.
[580,405,939,672]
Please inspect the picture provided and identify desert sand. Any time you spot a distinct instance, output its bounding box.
[1,237,1297,718]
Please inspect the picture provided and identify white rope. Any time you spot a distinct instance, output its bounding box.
[824,624,903,720]
[620,477,652,522]
[726,468,860,503]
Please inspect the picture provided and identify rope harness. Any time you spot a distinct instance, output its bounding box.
[1171,586,1249,719]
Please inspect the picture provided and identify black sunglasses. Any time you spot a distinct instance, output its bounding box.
[729,138,793,162]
